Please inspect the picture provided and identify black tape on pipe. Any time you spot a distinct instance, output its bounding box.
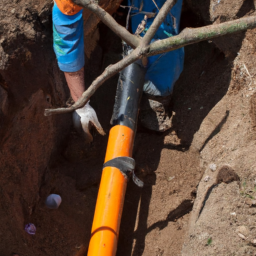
[111,59,146,131]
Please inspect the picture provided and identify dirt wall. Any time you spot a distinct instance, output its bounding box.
[0,0,121,255]
[182,1,256,255]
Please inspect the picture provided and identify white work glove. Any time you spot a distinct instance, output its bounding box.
[73,101,105,143]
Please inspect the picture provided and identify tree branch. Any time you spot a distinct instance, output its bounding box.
[45,0,177,116]
[73,0,140,48]
[45,13,256,116]
[44,48,143,116]
[148,15,256,56]
[142,0,177,46]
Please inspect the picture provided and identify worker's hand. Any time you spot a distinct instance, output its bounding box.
[73,102,105,143]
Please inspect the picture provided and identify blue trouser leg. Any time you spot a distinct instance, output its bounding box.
[128,0,184,96]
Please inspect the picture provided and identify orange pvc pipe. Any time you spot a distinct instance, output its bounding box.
[87,125,134,256]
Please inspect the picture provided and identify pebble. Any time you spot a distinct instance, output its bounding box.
[209,163,217,172]
[251,239,256,245]
[168,176,175,181]
[245,198,256,207]
[236,226,249,239]
[45,194,62,209]
[237,233,246,240]
[204,176,210,182]
[230,212,236,216]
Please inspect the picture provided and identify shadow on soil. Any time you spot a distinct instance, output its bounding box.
[116,1,253,254]
[117,40,232,256]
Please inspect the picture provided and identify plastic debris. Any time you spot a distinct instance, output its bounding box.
[45,194,62,209]
[25,223,36,235]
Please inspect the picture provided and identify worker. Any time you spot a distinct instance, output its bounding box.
[52,0,184,140]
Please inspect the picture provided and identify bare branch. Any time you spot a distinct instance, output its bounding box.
[148,15,256,56]
[45,0,178,116]
[45,11,256,116]
[44,47,144,116]
[73,0,140,48]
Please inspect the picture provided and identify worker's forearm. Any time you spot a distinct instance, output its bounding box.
[64,67,85,102]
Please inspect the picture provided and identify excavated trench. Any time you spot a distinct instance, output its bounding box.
[0,1,245,255]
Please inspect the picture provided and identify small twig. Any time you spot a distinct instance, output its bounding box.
[243,63,252,78]
[126,6,132,30]
[120,5,138,10]
[151,0,160,11]
[243,63,253,88]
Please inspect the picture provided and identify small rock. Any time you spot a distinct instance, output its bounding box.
[245,198,256,207]
[251,239,256,245]
[198,232,210,240]
[168,176,175,181]
[237,233,246,240]
[25,223,36,235]
[230,212,236,216]
[45,194,62,209]
[11,9,15,14]
[204,176,210,182]
[236,226,249,238]
[209,163,217,172]
[251,239,256,243]
[251,199,256,206]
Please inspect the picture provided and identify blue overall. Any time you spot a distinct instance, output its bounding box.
[52,0,184,96]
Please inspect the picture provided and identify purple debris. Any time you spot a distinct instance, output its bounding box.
[45,194,62,209]
[25,223,36,235]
